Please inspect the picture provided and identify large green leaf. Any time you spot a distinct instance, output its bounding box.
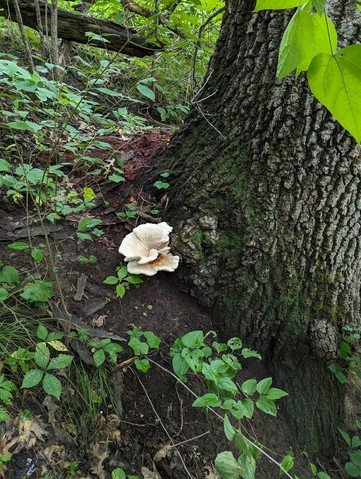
[277,10,336,78]
[308,45,361,143]
[255,0,309,11]
[215,451,242,479]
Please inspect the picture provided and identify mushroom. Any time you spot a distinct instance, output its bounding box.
[119,222,180,276]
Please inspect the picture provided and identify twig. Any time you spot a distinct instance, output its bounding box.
[12,0,35,72]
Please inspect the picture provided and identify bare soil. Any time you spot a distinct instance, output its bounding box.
[0,130,345,479]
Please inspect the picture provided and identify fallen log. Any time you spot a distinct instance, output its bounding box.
[0,0,162,57]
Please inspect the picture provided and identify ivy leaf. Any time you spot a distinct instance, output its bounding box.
[308,45,361,143]
[254,0,309,11]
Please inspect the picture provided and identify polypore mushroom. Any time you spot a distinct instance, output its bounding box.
[119,222,179,276]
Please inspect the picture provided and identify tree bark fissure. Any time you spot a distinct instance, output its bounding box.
[156,0,361,451]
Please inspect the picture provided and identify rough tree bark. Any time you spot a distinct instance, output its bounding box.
[157,0,361,452]
[0,0,160,57]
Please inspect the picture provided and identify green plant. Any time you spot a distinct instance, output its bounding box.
[19,325,73,399]
[103,264,143,299]
[88,338,123,367]
[153,172,170,190]
[0,453,11,469]
[0,375,17,422]
[127,327,161,372]
[169,331,289,479]
[117,203,138,219]
[339,423,361,477]
[111,467,139,479]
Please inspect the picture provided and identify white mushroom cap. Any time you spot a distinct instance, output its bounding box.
[127,253,180,276]
[118,222,179,276]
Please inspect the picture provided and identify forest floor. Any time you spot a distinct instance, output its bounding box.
[0,130,345,479]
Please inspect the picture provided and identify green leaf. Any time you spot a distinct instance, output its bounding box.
[256,377,272,394]
[238,454,256,479]
[280,453,294,475]
[116,283,126,298]
[215,451,242,479]
[93,349,106,367]
[115,267,127,281]
[256,396,277,416]
[34,343,50,369]
[47,354,73,370]
[22,369,43,388]
[181,330,204,348]
[134,358,150,372]
[7,242,29,250]
[242,379,257,396]
[0,288,8,301]
[240,398,255,419]
[136,84,155,101]
[103,276,119,285]
[37,324,48,341]
[78,217,102,231]
[0,158,12,172]
[350,451,361,468]
[172,352,189,379]
[308,45,361,143]
[192,393,222,408]
[223,414,235,441]
[20,281,53,302]
[241,348,262,359]
[217,377,239,394]
[266,387,288,400]
[227,337,242,350]
[143,331,161,349]
[112,469,126,479]
[0,406,10,422]
[255,0,309,10]
[125,275,143,285]
[109,174,125,183]
[233,432,250,456]
[345,462,361,478]
[317,473,332,479]
[8,120,43,133]
[328,363,347,383]
[42,372,62,399]
[202,363,219,382]
[0,266,19,284]
[31,248,44,263]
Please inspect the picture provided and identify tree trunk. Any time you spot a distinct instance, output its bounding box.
[157,0,361,453]
[0,0,160,57]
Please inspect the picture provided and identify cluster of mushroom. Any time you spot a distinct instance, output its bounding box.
[119,222,179,276]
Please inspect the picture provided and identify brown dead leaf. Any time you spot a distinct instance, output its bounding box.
[91,315,107,328]
[153,444,173,462]
[42,444,64,462]
[141,465,162,479]
[204,464,220,478]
